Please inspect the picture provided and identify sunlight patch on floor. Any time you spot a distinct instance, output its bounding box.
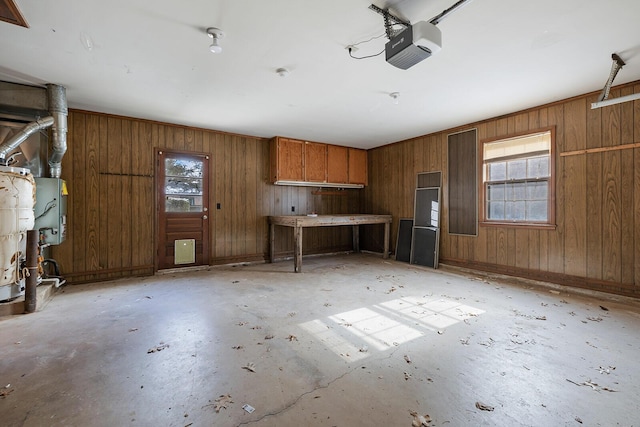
[299,295,485,361]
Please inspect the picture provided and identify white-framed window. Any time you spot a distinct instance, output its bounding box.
[481,128,555,227]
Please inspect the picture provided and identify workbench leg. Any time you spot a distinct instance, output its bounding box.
[269,223,275,263]
[294,226,303,272]
[352,225,360,253]
[383,222,390,259]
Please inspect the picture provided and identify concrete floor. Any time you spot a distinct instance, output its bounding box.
[1,253,640,427]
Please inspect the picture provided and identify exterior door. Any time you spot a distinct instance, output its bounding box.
[157,150,209,270]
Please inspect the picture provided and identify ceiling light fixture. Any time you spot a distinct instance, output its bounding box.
[206,27,225,53]
[276,68,289,77]
[390,92,400,105]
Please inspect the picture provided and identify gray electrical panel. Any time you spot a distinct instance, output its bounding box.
[34,178,67,245]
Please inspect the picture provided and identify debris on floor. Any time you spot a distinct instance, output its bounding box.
[409,410,432,426]
[475,401,495,411]
[237,321,248,326]
[147,343,169,353]
[385,286,397,294]
[535,316,547,321]
[597,366,615,374]
[599,305,609,311]
[128,328,138,332]
[288,312,297,317]
[250,326,262,330]
[566,378,617,392]
[575,416,583,424]
[242,403,255,414]
[359,346,368,353]
[232,345,244,350]
[549,290,560,295]
[404,372,411,380]
[404,355,412,364]
[264,334,274,340]
[586,316,603,322]
[460,337,470,345]
[287,334,298,342]
[1,384,14,398]
[242,363,256,373]
[211,394,233,413]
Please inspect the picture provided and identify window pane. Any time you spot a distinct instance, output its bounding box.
[526,201,547,221]
[165,158,203,178]
[507,159,526,180]
[487,183,505,200]
[166,195,203,212]
[506,182,526,201]
[526,181,548,200]
[165,177,202,195]
[527,156,549,178]
[488,201,504,220]
[488,162,506,181]
[505,201,525,220]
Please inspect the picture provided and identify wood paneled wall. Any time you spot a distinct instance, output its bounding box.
[364,82,640,297]
[53,111,362,283]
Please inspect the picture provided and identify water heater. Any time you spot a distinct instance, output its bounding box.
[34,177,67,246]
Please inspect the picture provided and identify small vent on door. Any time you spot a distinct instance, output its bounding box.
[174,239,195,264]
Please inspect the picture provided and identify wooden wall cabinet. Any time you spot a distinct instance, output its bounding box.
[305,141,327,182]
[348,148,367,185]
[327,145,348,184]
[271,137,304,182]
[271,136,367,188]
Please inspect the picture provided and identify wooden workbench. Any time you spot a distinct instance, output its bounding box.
[269,214,393,272]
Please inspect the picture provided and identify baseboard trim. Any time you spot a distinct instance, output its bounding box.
[440,257,638,298]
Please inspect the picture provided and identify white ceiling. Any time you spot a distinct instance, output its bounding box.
[1,0,639,149]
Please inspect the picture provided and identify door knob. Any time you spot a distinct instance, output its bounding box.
[203,215,208,219]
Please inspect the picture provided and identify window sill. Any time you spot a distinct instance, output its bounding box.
[479,221,556,230]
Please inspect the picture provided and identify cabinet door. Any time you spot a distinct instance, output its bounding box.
[327,145,348,184]
[305,142,327,182]
[348,148,367,185]
[278,138,304,181]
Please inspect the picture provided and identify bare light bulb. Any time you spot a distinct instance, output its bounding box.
[207,27,224,54]
[209,39,222,53]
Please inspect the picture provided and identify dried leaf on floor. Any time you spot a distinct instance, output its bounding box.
[213,394,233,412]
[404,355,412,364]
[147,343,169,353]
[599,305,609,311]
[475,401,495,411]
[566,378,617,392]
[287,335,298,342]
[242,363,256,373]
[597,366,615,374]
[1,385,14,398]
[409,410,432,426]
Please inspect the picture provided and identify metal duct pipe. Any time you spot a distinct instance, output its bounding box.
[0,116,54,165]
[24,230,39,313]
[46,84,68,178]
